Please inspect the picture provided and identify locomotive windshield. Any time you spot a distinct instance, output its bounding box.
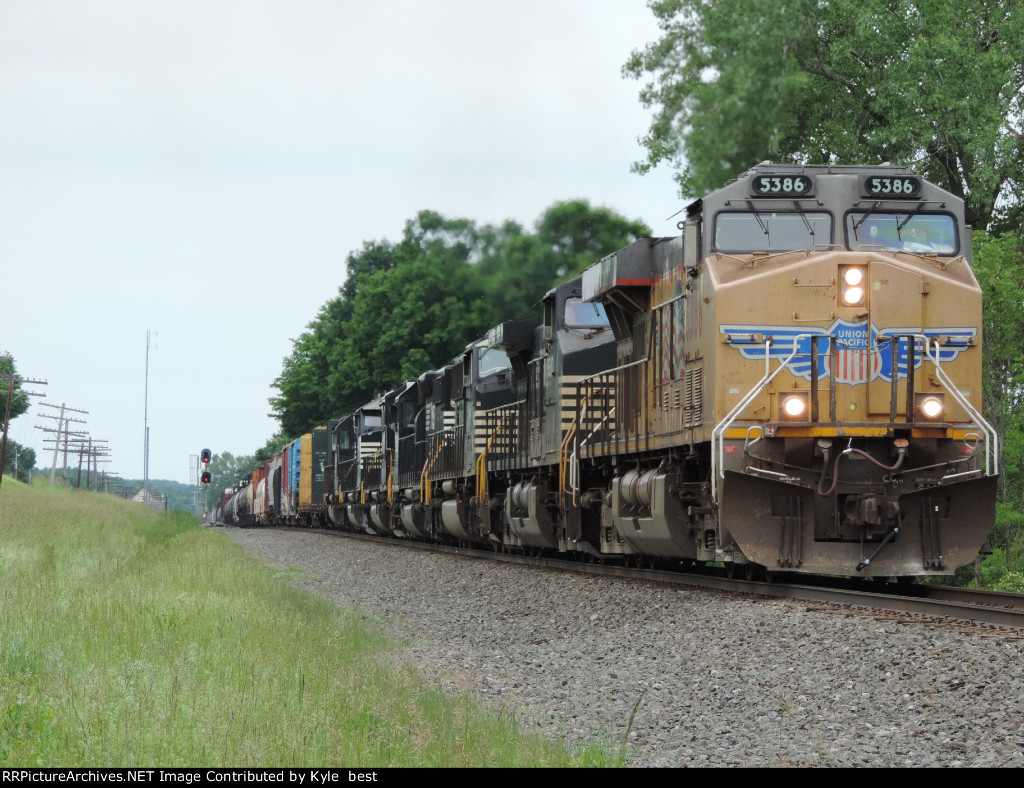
[714,211,832,253]
[477,347,512,378]
[399,399,417,430]
[564,298,609,329]
[846,212,957,255]
[359,413,381,433]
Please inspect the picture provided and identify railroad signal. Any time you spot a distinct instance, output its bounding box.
[201,448,212,464]
[201,470,212,485]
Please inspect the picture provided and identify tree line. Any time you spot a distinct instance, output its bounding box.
[0,355,37,483]
[203,201,650,508]
[267,200,650,439]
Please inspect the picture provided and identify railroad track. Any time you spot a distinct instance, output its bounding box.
[244,525,1024,633]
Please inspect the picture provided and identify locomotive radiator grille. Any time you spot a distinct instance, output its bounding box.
[685,367,703,428]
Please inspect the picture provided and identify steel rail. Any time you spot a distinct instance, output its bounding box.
[252,527,1024,632]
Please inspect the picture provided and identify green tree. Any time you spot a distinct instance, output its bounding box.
[973,231,1024,507]
[326,211,495,415]
[535,199,651,276]
[477,202,650,323]
[269,202,652,434]
[1,439,36,482]
[269,242,397,437]
[625,0,1024,229]
[269,328,330,440]
[0,354,31,422]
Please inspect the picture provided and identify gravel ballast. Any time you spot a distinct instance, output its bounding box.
[225,527,1024,767]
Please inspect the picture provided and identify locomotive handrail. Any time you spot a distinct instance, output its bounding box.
[711,336,810,503]
[872,331,998,477]
[476,406,516,504]
[713,333,997,503]
[386,448,394,504]
[567,389,613,506]
[916,335,998,476]
[563,391,588,503]
[576,356,648,383]
[420,432,453,506]
[361,446,385,504]
[563,387,604,501]
[559,413,577,499]
[577,359,640,450]
[573,407,616,486]
[475,449,487,502]
[743,426,764,455]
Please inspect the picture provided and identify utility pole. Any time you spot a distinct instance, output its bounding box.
[59,437,110,489]
[190,454,200,512]
[144,330,157,505]
[0,358,46,487]
[37,403,88,485]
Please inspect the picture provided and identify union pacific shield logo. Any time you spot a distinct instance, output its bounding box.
[824,320,879,384]
[720,319,976,386]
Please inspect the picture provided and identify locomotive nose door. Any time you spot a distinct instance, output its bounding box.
[866,260,924,416]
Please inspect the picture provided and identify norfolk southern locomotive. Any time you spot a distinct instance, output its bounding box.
[212,164,997,580]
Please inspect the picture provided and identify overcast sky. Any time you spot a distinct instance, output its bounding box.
[1,0,682,485]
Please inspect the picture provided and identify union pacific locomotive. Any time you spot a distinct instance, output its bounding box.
[212,163,997,579]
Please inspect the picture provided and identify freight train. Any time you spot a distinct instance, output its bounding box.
[210,163,998,580]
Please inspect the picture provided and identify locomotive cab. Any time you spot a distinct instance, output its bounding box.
[707,166,995,576]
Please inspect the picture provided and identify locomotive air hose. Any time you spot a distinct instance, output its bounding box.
[817,447,906,498]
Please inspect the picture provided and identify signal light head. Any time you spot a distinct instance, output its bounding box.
[201,448,212,464]
[201,471,212,484]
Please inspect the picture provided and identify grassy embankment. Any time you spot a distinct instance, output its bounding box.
[0,480,618,767]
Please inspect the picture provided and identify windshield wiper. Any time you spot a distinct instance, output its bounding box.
[853,201,881,232]
[895,202,926,234]
[793,200,814,237]
[745,200,770,238]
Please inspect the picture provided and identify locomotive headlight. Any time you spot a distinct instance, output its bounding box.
[916,394,945,421]
[839,265,868,307]
[780,393,809,420]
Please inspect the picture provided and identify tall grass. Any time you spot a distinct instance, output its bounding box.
[0,481,616,767]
